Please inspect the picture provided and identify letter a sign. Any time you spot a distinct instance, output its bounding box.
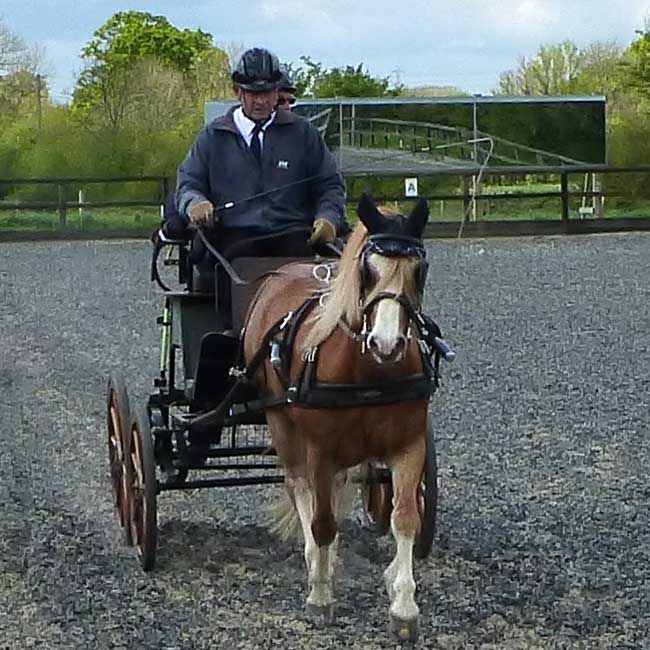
[405,177,418,197]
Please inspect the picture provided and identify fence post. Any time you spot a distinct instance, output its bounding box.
[560,173,569,223]
[57,184,67,227]
[78,189,84,227]
[462,175,471,223]
[593,173,604,218]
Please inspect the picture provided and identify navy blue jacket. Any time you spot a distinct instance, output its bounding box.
[175,107,346,234]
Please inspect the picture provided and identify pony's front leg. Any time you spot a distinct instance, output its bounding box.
[384,440,425,642]
[293,478,336,619]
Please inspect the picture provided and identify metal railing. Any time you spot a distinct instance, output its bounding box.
[339,117,588,169]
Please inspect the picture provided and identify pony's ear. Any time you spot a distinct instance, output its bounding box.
[407,198,429,238]
[357,192,384,234]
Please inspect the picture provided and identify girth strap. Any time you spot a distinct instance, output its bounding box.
[294,374,434,409]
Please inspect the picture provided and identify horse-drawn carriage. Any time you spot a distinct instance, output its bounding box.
[106,194,454,641]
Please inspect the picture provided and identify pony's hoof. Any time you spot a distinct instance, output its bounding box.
[306,602,335,625]
[389,615,419,643]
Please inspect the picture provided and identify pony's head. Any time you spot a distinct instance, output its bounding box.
[303,193,429,363]
[356,193,429,363]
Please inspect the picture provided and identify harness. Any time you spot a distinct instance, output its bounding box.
[256,294,445,411]
[188,235,454,437]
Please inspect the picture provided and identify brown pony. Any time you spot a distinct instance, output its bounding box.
[242,193,431,640]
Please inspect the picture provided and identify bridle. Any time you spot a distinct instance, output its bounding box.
[359,233,429,295]
[341,233,429,353]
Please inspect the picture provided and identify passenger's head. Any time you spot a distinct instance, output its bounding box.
[277,67,297,112]
[231,47,281,122]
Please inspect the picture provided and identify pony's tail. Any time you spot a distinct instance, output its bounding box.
[267,487,302,543]
[267,473,358,543]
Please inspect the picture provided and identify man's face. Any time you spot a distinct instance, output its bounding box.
[236,87,278,122]
[276,91,296,112]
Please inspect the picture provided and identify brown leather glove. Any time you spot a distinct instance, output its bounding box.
[187,200,215,227]
[308,217,336,245]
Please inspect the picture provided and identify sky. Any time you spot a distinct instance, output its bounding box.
[2,0,649,102]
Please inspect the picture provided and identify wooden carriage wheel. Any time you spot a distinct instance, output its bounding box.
[361,462,393,535]
[106,374,133,546]
[126,406,158,571]
[414,413,438,559]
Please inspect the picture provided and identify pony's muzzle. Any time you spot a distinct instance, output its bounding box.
[366,332,408,364]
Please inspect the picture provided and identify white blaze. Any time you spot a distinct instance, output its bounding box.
[366,254,406,360]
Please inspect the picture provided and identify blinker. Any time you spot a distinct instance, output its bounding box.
[365,233,426,260]
[361,234,428,295]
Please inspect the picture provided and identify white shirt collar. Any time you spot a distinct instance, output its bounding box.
[233,107,276,145]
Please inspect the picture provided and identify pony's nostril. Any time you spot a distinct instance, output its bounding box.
[367,333,406,359]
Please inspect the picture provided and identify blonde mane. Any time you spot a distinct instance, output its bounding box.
[302,219,421,351]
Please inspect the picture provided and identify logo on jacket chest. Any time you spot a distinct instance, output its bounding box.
[277,160,290,170]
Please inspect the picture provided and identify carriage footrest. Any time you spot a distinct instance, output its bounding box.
[191,331,239,403]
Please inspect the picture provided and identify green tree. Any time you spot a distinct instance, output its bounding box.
[0,19,46,129]
[0,68,43,126]
[496,40,624,97]
[497,40,585,95]
[290,56,400,98]
[619,29,650,98]
[0,18,33,74]
[572,41,624,95]
[72,11,229,129]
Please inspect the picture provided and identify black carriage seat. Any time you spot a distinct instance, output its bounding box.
[169,255,314,406]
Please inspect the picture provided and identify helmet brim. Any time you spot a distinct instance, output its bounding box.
[235,80,279,91]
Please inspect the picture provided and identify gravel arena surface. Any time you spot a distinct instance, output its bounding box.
[1,233,649,649]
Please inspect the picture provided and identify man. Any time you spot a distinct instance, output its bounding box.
[276,66,296,112]
[173,47,346,290]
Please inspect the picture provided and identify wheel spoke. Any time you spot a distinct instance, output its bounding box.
[126,407,157,571]
[106,376,133,547]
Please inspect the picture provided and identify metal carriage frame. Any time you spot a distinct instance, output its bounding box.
[106,229,447,571]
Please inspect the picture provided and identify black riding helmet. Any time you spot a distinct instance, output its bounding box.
[231,47,282,91]
[278,66,297,93]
